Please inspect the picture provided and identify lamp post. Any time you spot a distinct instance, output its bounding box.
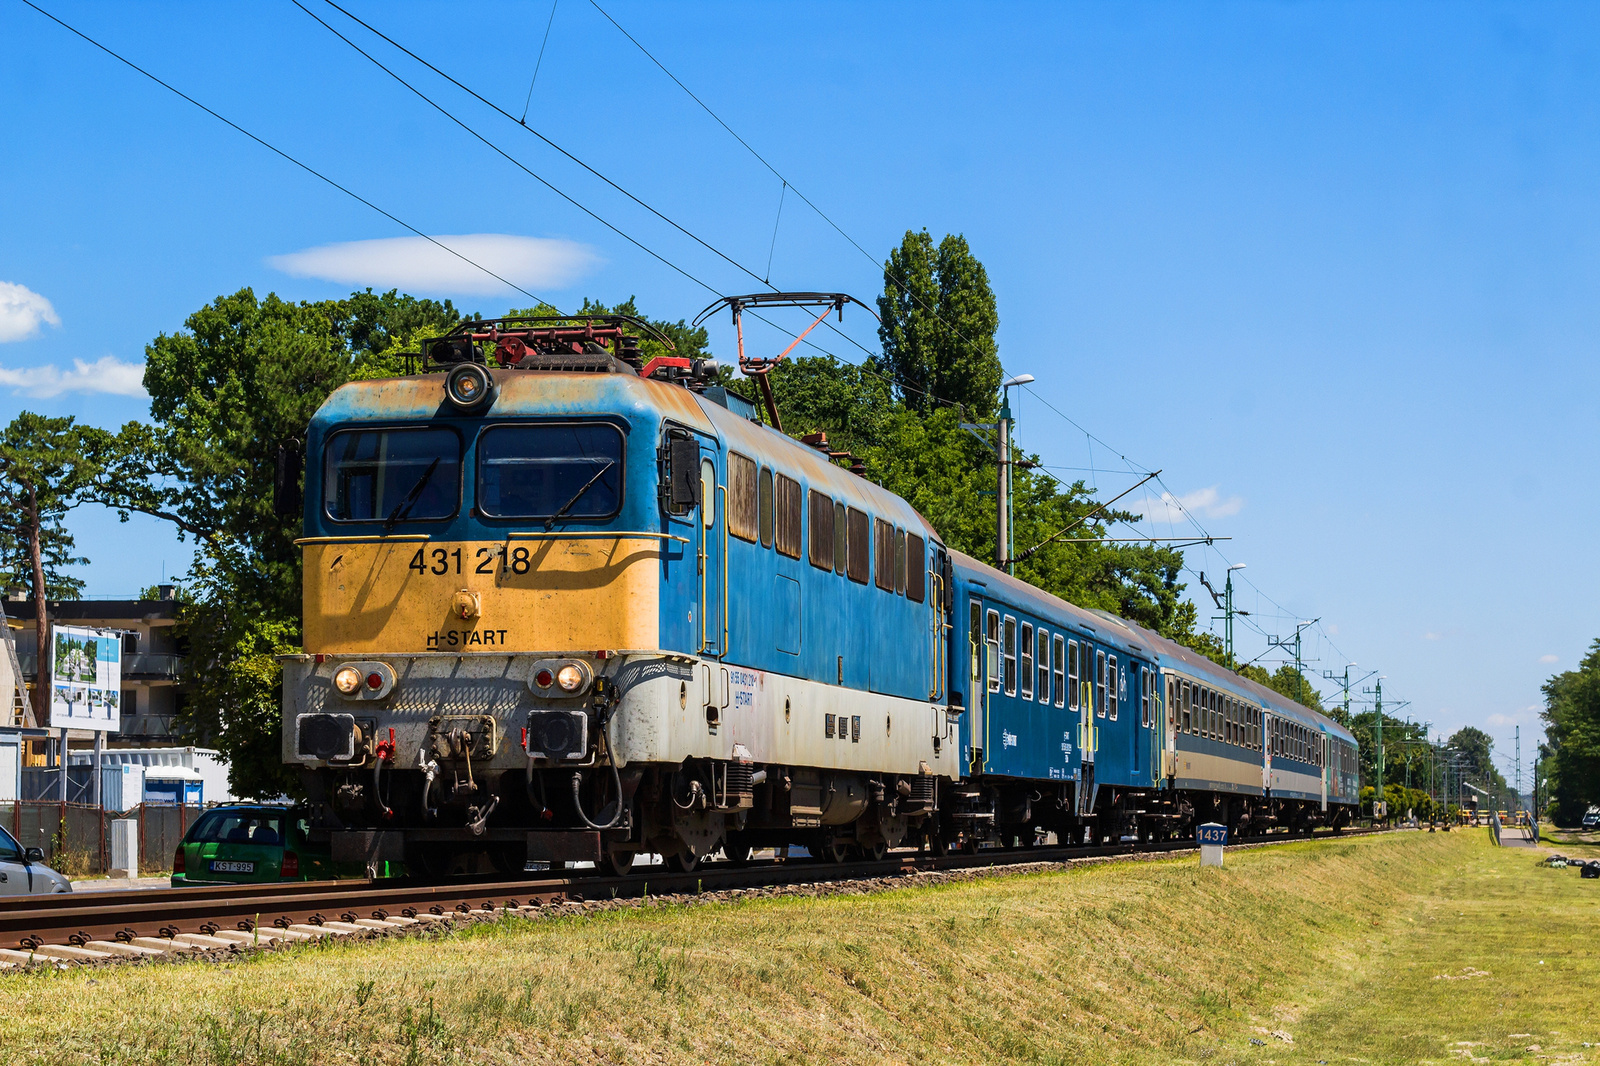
[997,374,1034,576]
[1224,563,1245,668]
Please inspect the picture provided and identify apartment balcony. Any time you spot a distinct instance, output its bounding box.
[11,649,183,681]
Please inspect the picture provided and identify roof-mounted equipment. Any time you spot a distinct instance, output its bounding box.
[420,314,676,375]
[693,292,877,433]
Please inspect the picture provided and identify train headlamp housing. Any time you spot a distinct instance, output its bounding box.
[529,658,593,698]
[329,660,396,701]
[444,362,494,410]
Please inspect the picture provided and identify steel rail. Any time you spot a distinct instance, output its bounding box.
[0,827,1385,954]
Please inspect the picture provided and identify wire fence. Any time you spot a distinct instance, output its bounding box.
[1,801,197,877]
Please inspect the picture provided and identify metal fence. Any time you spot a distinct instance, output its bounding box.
[0,801,197,876]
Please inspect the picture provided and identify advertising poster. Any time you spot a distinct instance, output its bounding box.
[49,625,122,732]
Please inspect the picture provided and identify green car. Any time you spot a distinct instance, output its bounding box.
[171,805,337,886]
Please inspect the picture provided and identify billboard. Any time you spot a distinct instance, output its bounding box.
[49,625,122,732]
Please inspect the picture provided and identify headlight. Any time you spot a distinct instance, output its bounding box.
[529,658,592,697]
[444,362,494,409]
[332,666,362,695]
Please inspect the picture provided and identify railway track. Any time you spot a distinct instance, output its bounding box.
[0,826,1388,967]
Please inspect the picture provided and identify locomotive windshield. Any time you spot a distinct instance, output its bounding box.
[476,423,624,520]
[323,427,461,523]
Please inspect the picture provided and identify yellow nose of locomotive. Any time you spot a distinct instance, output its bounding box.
[299,537,660,655]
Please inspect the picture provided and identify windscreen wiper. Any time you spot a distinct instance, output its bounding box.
[384,457,442,530]
[544,460,615,530]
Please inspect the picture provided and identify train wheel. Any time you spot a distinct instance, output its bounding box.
[600,844,635,878]
[722,841,753,867]
[666,850,700,874]
[816,836,850,864]
[862,841,888,862]
[928,826,950,856]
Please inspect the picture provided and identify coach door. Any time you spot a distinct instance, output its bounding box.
[1320,732,1329,812]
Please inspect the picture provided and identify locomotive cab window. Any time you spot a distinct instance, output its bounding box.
[1107,655,1118,720]
[476,423,623,521]
[324,426,461,523]
[906,533,926,602]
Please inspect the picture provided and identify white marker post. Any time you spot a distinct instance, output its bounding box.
[1198,822,1227,867]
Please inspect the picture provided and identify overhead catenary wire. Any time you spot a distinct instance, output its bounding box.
[16,0,561,312]
[518,0,559,125]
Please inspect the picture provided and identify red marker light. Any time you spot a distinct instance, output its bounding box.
[367,673,383,690]
[535,669,554,688]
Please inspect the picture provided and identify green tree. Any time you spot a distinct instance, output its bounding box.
[0,412,100,722]
[876,230,1003,418]
[133,287,464,797]
[1541,641,1600,825]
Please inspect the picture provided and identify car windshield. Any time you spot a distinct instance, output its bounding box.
[186,810,287,847]
[477,423,624,520]
[0,825,22,861]
[324,426,460,523]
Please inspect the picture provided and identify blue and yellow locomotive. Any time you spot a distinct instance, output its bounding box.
[280,309,1356,874]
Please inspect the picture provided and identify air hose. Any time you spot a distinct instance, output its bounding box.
[572,707,625,830]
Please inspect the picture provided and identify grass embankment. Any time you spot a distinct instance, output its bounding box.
[0,830,1594,1065]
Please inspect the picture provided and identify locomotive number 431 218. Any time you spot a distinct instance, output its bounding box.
[408,546,534,576]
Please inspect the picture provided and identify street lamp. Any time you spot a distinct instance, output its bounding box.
[997,374,1034,575]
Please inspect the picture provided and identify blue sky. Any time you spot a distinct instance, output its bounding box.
[4,1,1595,777]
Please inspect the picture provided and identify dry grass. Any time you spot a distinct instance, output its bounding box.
[0,830,1590,1065]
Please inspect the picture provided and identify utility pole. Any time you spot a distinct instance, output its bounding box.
[1268,619,1318,705]
[1199,566,1251,668]
[996,394,1011,573]
[1515,726,1521,815]
[968,373,1034,575]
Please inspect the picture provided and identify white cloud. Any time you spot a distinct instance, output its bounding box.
[267,234,601,297]
[1424,632,1442,641]
[0,355,146,398]
[1538,654,1558,664]
[1136,485,1244,525]
[0,282,62,343]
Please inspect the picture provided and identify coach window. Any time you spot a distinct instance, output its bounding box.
[1253,708,1261,750]
[728,453,758,541]
[1003,616,1018,696]
[1095,651,1108,719]
[969,601,983,689]
[758,466,775,547]
[775,475,802,558]
[1167,678,1176,729]
[906,533,926,602]
[833,502,848,576]
[1038,630,1050,704]
[1107,656,1119,720]
[1141,671,1151,727]
[1053,635,1066,708]
[874,518,895,591]
[846,507,870,583]
[895,529,908,594]
[808,490,834,570]
[986,609,1001,693]
[1229,699,1238,745]
[1067,641,1080,711]
[1020,623,1035,700]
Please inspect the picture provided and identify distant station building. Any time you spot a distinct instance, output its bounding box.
[0,588,232,805]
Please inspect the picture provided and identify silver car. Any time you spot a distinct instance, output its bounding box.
[0,825,71,895]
